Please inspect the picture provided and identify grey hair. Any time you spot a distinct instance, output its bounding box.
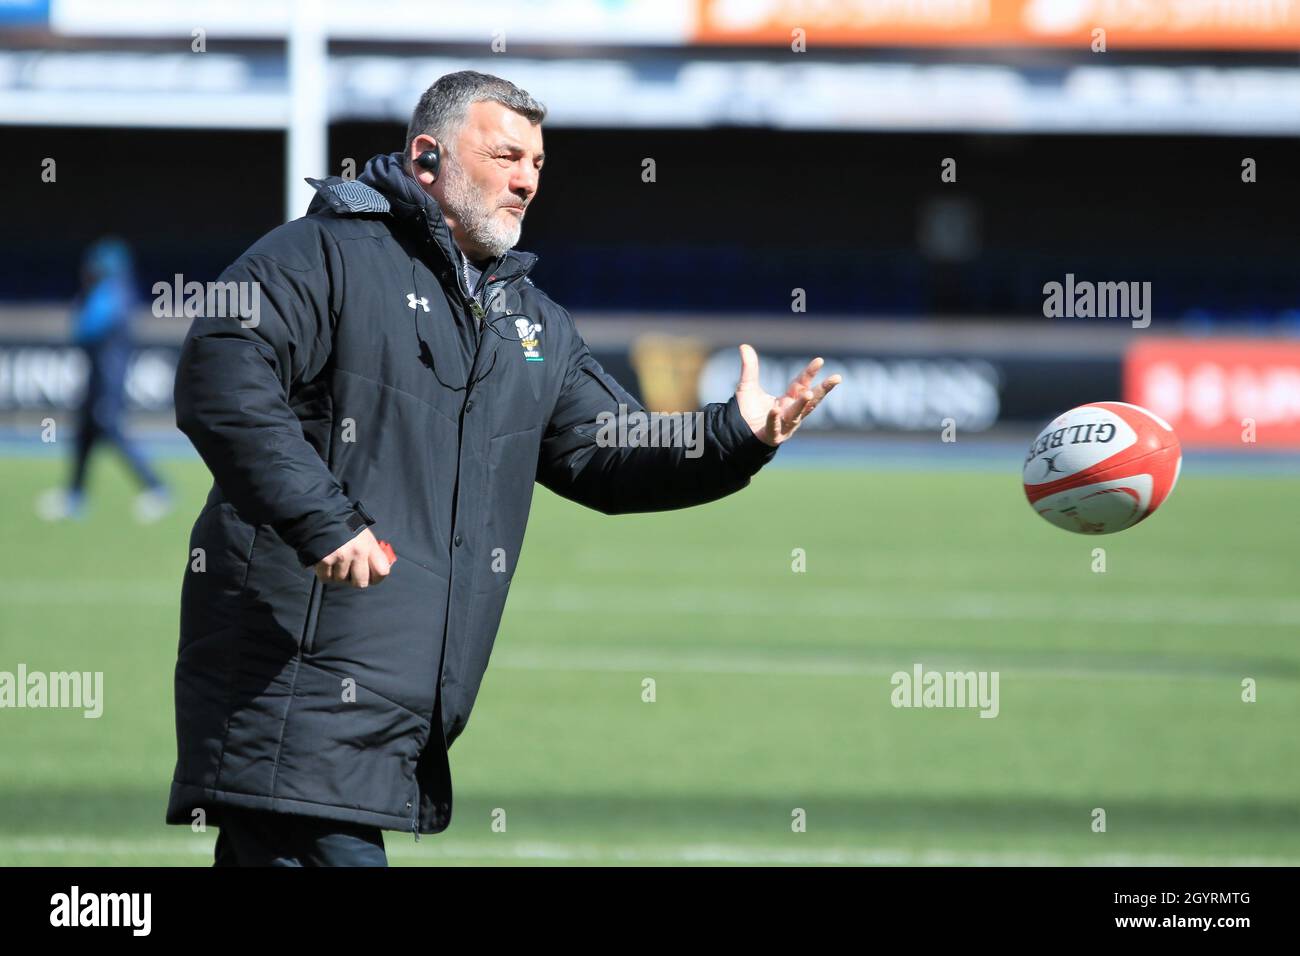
[404,70,546,160]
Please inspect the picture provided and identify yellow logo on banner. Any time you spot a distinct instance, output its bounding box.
[629,335,708,413]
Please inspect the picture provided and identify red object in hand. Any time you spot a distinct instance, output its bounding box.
[377,539,397,565]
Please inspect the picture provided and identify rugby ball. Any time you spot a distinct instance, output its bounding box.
[1023,401,1181,534]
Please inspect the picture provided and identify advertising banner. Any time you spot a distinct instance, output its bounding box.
[1124,339,1300,447]
[693,0,1300,51]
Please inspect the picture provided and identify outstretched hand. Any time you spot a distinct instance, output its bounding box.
[734,344,841,447]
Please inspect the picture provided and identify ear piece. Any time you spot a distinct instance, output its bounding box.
[415,147,441,181]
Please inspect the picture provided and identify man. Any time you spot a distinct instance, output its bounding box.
[36,238,171,523]
[168,70,839,866]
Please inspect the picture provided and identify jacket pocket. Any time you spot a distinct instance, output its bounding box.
[299,574,326,655]
[237,524,315,651]
[303,559,446,720]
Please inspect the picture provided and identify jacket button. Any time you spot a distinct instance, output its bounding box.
[464,400,473,413]
[454,534,463,547]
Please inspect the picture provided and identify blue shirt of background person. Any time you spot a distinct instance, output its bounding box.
[74,238,137,354]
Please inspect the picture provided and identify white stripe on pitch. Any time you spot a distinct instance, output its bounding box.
[514,585,1300,629]
[494,645,1273,684]
[4,580,1300,630]
[1,836,1296,867]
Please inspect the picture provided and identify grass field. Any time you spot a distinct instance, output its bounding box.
[1,452,1297,866]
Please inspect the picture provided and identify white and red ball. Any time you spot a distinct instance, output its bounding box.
[1023,401,1181,534]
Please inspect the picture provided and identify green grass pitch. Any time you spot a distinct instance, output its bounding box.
[1,453,1296,866]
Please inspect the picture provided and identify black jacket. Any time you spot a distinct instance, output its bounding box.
[166,151,778,836]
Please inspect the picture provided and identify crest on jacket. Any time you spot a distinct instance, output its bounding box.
[483,280,543,363]
[513,317,543,361]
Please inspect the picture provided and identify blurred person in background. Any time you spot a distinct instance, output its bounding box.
[36,237,171,523]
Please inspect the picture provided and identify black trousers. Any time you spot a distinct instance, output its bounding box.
[212,806,389,867]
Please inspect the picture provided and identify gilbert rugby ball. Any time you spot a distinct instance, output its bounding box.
[1023,401,1181,534]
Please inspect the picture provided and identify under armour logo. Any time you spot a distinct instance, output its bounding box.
[407,293,429,312]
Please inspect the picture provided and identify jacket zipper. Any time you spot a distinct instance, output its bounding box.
[406,207,506,846]
[416,207,515,334]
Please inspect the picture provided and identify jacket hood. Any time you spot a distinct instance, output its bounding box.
[304,151,539,284]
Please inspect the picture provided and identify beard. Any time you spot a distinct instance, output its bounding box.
[439,150,523,262]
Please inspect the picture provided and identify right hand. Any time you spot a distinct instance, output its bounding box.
[314,527,392,589]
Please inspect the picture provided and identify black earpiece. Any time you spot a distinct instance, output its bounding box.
[415,146,441,181]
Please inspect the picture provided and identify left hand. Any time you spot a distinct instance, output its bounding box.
[734,344,841,447]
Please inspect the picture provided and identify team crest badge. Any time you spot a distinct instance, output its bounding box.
[514,317,543,362]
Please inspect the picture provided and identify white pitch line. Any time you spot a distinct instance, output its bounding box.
[0,582,178,605]
[511,586,1300,629]
[492,646,1283,684]
[3,581,1299,629]
[2,836,1296,867]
